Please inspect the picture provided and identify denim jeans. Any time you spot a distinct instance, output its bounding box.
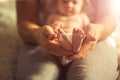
[15,39,119,80]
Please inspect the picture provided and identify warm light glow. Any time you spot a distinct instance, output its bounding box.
[110,0,120,14]
[109,0,120,49]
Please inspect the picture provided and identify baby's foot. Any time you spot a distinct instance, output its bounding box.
[57,28,72,51]
[72,28,86,53]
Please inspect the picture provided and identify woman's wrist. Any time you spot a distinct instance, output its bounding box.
[93,23,104,41]
[35,27,42,45]
[86,23,104,42]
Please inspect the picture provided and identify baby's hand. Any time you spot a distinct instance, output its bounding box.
[50,21,64,41]
[51,21,64,34]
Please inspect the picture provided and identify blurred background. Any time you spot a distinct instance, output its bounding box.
[0,0,120,80]
[0,0,23,80]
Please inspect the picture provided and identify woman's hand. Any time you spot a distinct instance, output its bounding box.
[37,25,72,56]
[66,23,104,60]
[66,40,97,60]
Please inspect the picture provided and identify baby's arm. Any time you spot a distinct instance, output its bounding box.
[47,14,62,40]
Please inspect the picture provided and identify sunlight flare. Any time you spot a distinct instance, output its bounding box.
[110,0,120,14]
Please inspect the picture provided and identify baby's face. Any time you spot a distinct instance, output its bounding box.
[58,0,83,16]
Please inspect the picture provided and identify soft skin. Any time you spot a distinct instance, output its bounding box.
[16,0,118,60]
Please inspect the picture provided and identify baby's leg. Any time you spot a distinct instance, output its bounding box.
[72,28,86,53]
[57,28,72,51]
